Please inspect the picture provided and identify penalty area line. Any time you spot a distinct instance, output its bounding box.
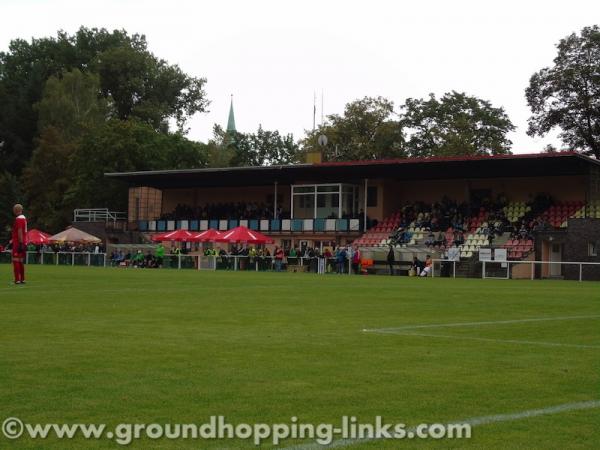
[282,400,600,450]
[363,314,600,333]
[372,331,600,349]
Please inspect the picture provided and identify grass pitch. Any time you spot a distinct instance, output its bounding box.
[0,266,598,449]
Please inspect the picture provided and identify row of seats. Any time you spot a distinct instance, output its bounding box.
[503,201,531,223]
[503,238,534,259]
[354,197,599,259]
[584,201,600,219]
[539,201,585,228]
[466,209,489,232]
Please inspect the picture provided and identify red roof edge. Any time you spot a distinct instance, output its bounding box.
[314,151,580,167]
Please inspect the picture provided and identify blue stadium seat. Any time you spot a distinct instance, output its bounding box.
[209,219,219,230]
[157,220,167,231]
[292,219,303,232]
[314,218,325,232]
[270,219,281,231]
[336,219,348,231]
[189,220,199,231]
[229,219,238,229]
[249,220,259,230]
[138,220,148,231]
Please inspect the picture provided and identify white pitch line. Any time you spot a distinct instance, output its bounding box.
[377,331,600,349]
[363,314,600,333]
[283,400,600,450]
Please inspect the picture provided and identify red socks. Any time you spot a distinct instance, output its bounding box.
[12,262,25,283]
[13,262,21,283]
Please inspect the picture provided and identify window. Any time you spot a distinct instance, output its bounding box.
[292,184,358,219]
[589,242,598,257]
[367,186,378,207]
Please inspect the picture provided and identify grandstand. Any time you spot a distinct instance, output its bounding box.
[104,151,600,279]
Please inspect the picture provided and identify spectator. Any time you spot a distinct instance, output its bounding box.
[155,244,165,267]
[411,256,423,276]
[424,230,435,247]
[274,246,284,272]
[420,255,433,277]
[435,231,445,247]
[387,247,395,276]
[351,247,361,274]
[336,246,347,274]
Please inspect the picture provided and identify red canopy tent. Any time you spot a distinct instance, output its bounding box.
[27,229,51,245]
[151,229,198,242]
[193,228,222,242]
[216,226,273,244]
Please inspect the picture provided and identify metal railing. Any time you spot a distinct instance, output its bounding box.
[1,251,356,273]
[1,251,107,267]
[118,255,355,274]
[431,258,600,282]
[3,251,598,281]
[74,208,127,223]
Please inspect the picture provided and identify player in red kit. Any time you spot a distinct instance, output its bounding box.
[11,204,27,284]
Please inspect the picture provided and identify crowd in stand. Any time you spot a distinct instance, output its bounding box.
[389,193,558,249]
[160,202,291,221]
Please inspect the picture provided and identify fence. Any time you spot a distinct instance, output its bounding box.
[0,251,108,267]
[431,258,600,282]
[2,251,599,281]
[0,251,354,274]
[118,255,354,274]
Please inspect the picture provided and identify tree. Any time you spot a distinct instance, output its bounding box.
[400,91,514,157]
[231,126,301,166]
[526,25,600,158]
[69,119,207,213]
[22,69,110,230]
[36,69,110,140]
[0,27,208,173]
[206,124,301,167]
[163,133,209,170]
[95,44,208,130]
[22,127,77,231]
[0,171,23,240]
[303,96,405,161]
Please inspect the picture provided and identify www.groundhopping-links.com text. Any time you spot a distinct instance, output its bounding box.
[2,416,471,445]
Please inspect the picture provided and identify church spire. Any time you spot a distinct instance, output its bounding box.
[226,95,236,133]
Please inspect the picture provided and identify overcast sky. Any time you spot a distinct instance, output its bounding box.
[2,0,599,153]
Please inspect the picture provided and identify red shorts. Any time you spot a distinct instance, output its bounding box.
[11,251,25,259]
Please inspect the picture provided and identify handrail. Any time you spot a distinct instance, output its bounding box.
[74,208,127,223]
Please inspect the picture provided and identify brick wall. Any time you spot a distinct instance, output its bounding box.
[563,219,600,281]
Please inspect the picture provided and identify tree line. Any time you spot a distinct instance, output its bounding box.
[0,25,598,233]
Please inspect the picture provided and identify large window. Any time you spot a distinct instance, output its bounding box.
[291,184,358,219]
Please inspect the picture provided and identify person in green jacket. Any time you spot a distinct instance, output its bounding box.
[155,244,165,267]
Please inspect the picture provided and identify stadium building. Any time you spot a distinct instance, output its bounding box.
[105,151,600,279]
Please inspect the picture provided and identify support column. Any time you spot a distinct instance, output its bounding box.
[363,179,368,232]
[274,181,278,219]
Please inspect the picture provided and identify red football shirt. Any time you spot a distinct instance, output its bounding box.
[12,215,28,251]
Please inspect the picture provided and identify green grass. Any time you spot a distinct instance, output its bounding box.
[0,265,598,449]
